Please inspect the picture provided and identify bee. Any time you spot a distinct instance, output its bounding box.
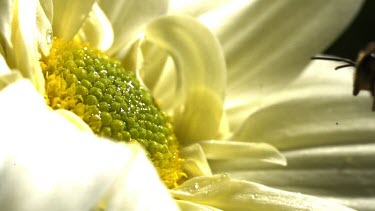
[312,42,375,111]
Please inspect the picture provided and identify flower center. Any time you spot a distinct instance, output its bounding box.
[40,38,185,188]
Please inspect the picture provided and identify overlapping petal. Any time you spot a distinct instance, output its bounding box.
[0,0,48,94]
[0,0,14,48]
[232,61,375,149]
[52,0,96,40]
[176,200,223,211]
[228,144,375,211]
[98,0,168,55]
[199,140,286,174]
[77,3,114,51]
[197,0,364,131]
[144,15,226,143]
[171,174,354,211]
[225,60,375,210]
[0,72,179,211]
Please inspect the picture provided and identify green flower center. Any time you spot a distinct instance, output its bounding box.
[40,38,185,188]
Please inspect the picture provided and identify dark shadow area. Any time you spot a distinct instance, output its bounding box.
[324,0,375,60]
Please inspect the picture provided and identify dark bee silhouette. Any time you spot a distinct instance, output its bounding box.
[312,42,375,111]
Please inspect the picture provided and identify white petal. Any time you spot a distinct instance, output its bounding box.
[135,40,169,91]
[327,197,375,211]
[0,54,11,74]
[0,41,4,56]
[227,60,375,211]
[145,15,226,143]
[0,78,179,211]
[39,0,53,23]
[171,174,354,211]
[104,144,179,211]
[232,60,375,150]
[180,144,212,178]
[77,3,114,51]
[52,0,95,39]
[199,140,286,164]
[4,0,45,94]
[98,0,168,55]
[36,0,53,56]
[0,0,14,48]
[201,0,364,131]
[176,200,223,211]
[55,109,93,132]
[0,71,22,89]
[197,140,286,173]
[168,0,232,17]
[229,143,375,211]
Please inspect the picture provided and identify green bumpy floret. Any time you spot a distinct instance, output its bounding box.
[41,38,185,188]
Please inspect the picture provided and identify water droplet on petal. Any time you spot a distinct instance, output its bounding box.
[194,182,199,190]
[250,194,258,199]
[46,29,53,44]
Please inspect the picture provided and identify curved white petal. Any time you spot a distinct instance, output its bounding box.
[180,144,212,178]
[0,0,14,48]
[3,0,45,94]
[36,0,52,56]
[171,174,354,211]
[77,3,114,51]
[0,78,179,211]
[201,0,364,131]
[232,60,375,150]
[98,0,168,55]
[145,15,226,143]
[52,0,95,40]
[136,40,169,91]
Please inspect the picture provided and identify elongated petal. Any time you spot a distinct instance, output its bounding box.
[0,0,14,48]
[229,143,375,211]
[77,3,114,51]
[232,61,375,150]
[199,140,285,164]
[228,61,375,211]
[180,144,212,178]
[201,0,364,131]
[36,0,53,56]
[171,174,354,211]
[4,0,45,94]
[135,40,169,91]
[0,77,178,211]
[145,15,226,143]
[98,0,168,55]
[39,0,53,23]
[176,200,223,211]
[52,0,95,39]
[168,0,232,17]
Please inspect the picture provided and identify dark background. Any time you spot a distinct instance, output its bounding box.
[325,0,375,60]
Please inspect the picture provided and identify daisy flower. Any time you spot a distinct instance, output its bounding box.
[0,0,372,210]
